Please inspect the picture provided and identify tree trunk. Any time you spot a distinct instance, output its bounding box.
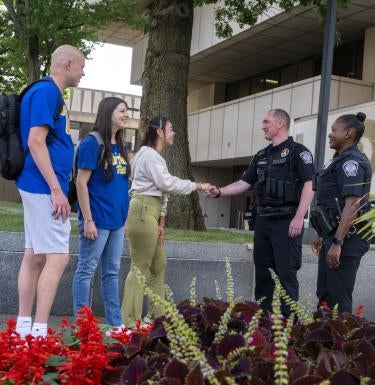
[139,0,206,230]
[25,35,40,83]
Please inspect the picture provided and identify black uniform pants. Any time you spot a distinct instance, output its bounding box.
[253,215,303,315]
[317,241,362,313]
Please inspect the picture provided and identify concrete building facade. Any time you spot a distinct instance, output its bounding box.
[110,1,375,228]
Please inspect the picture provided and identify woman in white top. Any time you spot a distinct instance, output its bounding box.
[121,116,208,328]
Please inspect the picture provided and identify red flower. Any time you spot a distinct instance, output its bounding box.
[320,301,330,310]
[355,304,364,318]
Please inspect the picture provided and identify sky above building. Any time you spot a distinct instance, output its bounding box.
[79,43,142,96]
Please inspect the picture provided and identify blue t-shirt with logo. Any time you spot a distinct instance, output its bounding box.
[16,78,74,195]
[77,134,129,230]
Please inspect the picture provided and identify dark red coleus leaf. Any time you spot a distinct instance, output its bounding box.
[350,327,375,340]
[186,365,204,385]
[329,370,359,385]
[286,348,302,364]
[202,304,226,327]
[228,318,246,334]
[203,297,228,309]
[103,365,126,385]
[255,342,276,361]
[149,317,167,340]
[251,329,267,347]
[164,359,189,383]
[148,354,170,375]
[199,330,215,347]
[158,378,182,385]
[231,356,252,377]
[327,319,349,336]
[123,332,143,358]
[251,360,274,382]
[177,300,202,320]
[154,340,171,355]
[288,362,309,383]
[292,375,323,385]
[353,338,375,373]
[206,346,222,369]
[305,328,332,343]
[121,357,148,385]
[217,334,245,359]
[315,351,347,378]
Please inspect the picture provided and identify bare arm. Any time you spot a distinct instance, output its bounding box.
[28,125,70,221]
[326,196,360,268]
[289,180,314,237]
[76,168,97,239]
[206,180,251,198]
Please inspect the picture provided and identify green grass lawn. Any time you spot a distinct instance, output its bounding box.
[0,201,252,244]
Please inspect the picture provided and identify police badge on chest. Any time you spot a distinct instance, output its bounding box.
[272,147,289,165]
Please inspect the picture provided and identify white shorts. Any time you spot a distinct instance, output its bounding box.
[19,189,71,254]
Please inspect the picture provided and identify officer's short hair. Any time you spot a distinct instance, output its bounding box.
[337,112,366,143]
[270,109,290,130]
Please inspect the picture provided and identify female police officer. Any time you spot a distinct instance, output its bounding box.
[311,112,372,313]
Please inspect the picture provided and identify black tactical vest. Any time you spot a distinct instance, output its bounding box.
[253,142,301,207]
[314,148,372,216]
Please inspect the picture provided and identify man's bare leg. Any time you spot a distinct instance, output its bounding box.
[17,249,45,337]
[34,253,70,326]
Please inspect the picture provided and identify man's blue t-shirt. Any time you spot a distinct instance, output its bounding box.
[16,78,74,195]
[77,135,129,230]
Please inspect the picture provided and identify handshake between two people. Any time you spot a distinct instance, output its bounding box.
[196,182,221,198]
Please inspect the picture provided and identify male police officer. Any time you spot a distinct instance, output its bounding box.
[311,112,372,313]
[206,109,315,314]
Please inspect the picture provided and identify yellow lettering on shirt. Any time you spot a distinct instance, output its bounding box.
[61,105,71,135]
[113,153,128,175]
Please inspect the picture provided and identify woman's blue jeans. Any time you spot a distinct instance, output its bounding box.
[72,223,124,326]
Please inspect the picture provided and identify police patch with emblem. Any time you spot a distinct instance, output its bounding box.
[343,160,359,177]
[281,148,289,157]
[299,151,313,164]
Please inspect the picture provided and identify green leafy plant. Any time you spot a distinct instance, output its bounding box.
[105,262,375,385]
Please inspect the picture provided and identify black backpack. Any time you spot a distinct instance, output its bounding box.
[0,78,62,180]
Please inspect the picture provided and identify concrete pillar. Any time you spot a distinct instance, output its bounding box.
[363,26,375,84]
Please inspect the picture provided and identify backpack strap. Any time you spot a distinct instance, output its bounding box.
[20,77,64,118]
[22,77,64,157]
[72,131,105,180]
[89,131,105,164]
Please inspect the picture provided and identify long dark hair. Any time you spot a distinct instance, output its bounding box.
[92,97,131,180]
[337,112,366,143]
[141,116,170,148]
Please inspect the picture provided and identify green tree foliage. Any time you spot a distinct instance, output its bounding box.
[193,0,350,38]
[0,0,146,93]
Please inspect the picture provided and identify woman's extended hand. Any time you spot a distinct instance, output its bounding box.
[158,224,165,246]
[196,182,211,191]
[312,236,323,256]
[84,221,98,240]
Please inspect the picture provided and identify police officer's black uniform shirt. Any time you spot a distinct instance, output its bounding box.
[316,144,372,256]
[241,137,315,207]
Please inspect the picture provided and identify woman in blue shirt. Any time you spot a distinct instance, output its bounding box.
[72,97,130,327]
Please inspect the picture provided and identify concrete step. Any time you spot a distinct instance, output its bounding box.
[1,231,374,320]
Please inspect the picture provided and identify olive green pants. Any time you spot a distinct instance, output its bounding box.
[121,195,166,327]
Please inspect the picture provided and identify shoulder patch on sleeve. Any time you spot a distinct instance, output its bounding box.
[299,150,313,164]
[343,160,359,177]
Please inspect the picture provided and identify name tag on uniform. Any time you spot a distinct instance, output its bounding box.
[272,158,287,165]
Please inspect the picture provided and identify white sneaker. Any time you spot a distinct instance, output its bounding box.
[143,316,152,325]
[105,324,132,337]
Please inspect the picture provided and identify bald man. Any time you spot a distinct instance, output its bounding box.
[16,45,85,337]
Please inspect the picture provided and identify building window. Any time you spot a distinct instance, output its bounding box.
[224,39,363,103]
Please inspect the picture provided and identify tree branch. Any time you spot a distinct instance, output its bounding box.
[3,0,22,34]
